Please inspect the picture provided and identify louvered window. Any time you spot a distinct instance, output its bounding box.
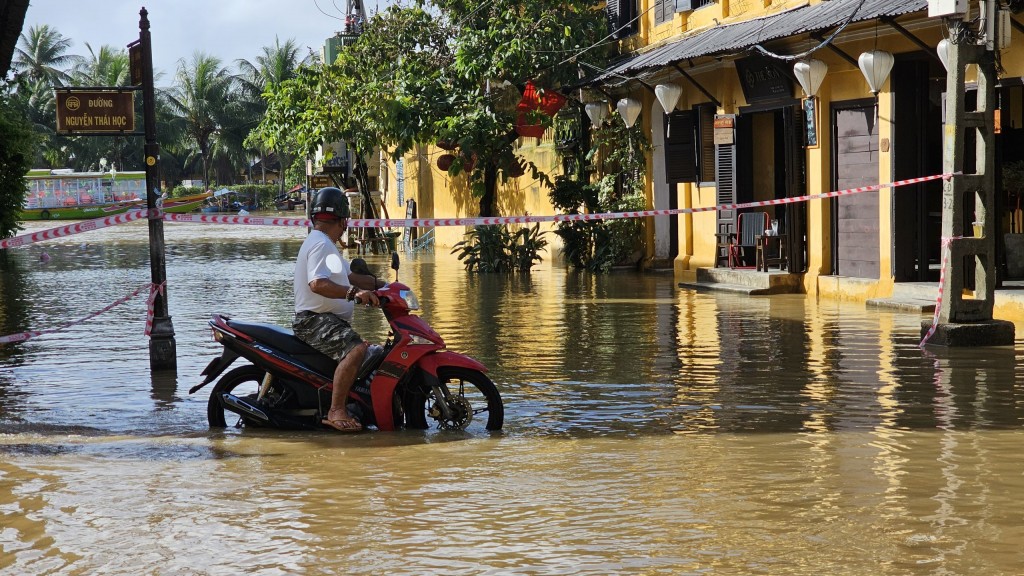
[696,104,716,183]
[676,0,714,11]
[655,0,670,24]
[606,0,639,39]
[664,111,697,183]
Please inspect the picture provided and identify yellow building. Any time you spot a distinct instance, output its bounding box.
[582,0,1024,317]
[379,0,1024,321]
[380,131,566,250]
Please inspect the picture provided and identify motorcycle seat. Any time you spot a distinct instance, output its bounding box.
[226,320,322,356]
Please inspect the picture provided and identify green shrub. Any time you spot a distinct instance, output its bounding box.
[452,224,548,273]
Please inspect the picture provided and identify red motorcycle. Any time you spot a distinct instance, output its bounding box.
[190,254,503,432]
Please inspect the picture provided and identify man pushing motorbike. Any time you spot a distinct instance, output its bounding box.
[293,187,383,432]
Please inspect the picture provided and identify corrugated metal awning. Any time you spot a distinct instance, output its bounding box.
[590,0,928,84]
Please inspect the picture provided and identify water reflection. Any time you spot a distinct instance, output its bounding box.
[3,221,1024,573]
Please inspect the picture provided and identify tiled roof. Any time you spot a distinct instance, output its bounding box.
[591,0,929,83]
[0,0,31,79]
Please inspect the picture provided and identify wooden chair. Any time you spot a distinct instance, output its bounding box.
[729,211,769,268]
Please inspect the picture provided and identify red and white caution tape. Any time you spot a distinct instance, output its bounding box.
[161,213,310,227]
[919,236,959,348]
[167,173,953,229]
[0,208,154,250]
[144,281,165,336]
[3,173,955,246]
[0,282,156,345]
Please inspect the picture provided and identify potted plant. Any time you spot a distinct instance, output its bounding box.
[1003,160,1024,278]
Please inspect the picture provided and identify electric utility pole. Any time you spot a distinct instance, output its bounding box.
[925,0,1014,345]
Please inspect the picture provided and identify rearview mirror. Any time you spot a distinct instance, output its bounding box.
[391,251,400,271]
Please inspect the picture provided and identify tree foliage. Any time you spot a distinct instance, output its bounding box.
[0,90,37,239]
[252,0,610,216]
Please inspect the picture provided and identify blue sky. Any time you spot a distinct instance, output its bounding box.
[23,0,387,82]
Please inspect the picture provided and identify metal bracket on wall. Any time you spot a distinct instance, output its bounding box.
[882,17,944,66]
[671,63,722,108]
[810,31,859,68]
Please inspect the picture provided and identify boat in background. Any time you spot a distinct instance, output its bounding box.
[274,184,306,211]
[160,191,213,214]
[20,169,211,220]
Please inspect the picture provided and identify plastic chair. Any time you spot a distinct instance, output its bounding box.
[729,211,769,268]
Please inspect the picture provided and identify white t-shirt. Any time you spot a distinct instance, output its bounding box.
[294,230,354,319]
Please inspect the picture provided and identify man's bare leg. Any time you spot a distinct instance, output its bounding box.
[324,342,367,431]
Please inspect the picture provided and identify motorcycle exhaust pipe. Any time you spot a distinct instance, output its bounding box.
[220,393,271,423]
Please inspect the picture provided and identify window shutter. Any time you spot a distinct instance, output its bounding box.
[715,115,738,235]
[697,105,716,183]
[664,111,697,183]
[655,0,666,24]
[606,0,620,37]
[608,0,638,38]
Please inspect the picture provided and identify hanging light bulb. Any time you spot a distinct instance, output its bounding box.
[617,98,641,128]
[585,102,608,126]
[654,84,683,115]
[858,50,895,95]
[793,58,828,97]
[936,39,951,72]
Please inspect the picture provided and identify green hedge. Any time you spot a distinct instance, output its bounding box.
[167,184,280,209]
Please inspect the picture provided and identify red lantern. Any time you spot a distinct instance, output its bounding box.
[515,112,545,138]
[437,153,456,171]
[437,140,457,151]
[507,161,526,177]
[517,81,540,112]
[539,91,566,116]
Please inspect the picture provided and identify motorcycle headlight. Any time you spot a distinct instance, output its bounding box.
[399,289,420,310]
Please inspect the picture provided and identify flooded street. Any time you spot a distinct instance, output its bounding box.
[3,219,1024,574]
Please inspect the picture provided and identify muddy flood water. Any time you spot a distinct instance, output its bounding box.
[2,218,1024,575]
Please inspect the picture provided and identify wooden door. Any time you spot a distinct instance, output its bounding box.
[832,102,880,278]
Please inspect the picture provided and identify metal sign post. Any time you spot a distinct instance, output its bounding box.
[132,7,177,369]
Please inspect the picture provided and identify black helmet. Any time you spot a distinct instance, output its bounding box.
[311,187,350,219]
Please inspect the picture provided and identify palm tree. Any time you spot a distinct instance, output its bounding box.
[236,38,311,191]
[11,25,79,87]
[167,52,236,187]
[71,43,130,87]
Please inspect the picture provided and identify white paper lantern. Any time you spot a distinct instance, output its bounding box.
[617,98,642,128]
[858,50,895,95]
[793,58,828,97]
[585,102,608,126]
[937,39,951,72]
[654,84,683,115]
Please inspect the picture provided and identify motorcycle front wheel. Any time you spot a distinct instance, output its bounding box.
[207,365,265,429]
[403,367,504,432]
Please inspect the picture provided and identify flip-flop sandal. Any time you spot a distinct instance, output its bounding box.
[322,417,363,433]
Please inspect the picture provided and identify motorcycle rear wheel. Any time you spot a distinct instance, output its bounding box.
[207,365,266,428]
[404,367,503,432]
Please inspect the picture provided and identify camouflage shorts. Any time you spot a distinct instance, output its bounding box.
[293,312,364,362]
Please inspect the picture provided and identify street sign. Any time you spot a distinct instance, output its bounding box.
[129,42,143,86]
[55,90,136,133]
[311,175,333,188]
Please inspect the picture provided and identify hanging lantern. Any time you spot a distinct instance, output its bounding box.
[515,112,546,138]
[437,154,456,171]
[585,102,608,126]
[936,39,951,72]
[793,58,828,97]
[539,91,567,117]
[654,84,683,115]
[617,98,641,128]
[858,50,895,95]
